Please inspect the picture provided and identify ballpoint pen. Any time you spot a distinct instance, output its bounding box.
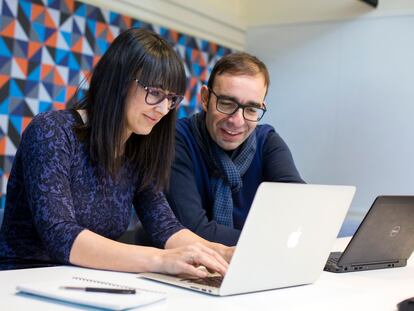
[60,286,136,294]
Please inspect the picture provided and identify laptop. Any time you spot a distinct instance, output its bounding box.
[324,195,414,273]
[140,182,356,296]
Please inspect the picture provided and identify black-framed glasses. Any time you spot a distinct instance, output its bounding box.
[134,79,184,110]
[209,88,266,122]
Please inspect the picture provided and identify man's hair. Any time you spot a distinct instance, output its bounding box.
[207,52,270,95]
[75,28,186,191]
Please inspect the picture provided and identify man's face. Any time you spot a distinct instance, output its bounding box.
[201,73,267,151]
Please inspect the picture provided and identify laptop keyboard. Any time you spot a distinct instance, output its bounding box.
[180,276,223,288]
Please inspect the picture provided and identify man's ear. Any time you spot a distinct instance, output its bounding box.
[200,85,209,112]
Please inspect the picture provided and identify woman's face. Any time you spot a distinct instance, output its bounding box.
[123,81,172,140]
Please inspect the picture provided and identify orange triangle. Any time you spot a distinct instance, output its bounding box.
[170,30,178,43]
[93,56,101,67]
[44,31,58,47]
[71,37,83,53]
[31,3,44,22]
[28,41,42,59]
[66,86,77,101]
[106,29,114,42]
[123,16,132,28]
[15,58,28,76]
[0,75,10,89]
[53,102,66,110]
[0,137,6,155]
[53,68,65,85]
[41,64,54,80]
[0,20,15,38]
[96,22,106,37]
[64,0,74,13]
[44,10,57,28]
[22,117,33,133]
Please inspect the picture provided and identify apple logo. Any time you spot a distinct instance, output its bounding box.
[287,227,302,248]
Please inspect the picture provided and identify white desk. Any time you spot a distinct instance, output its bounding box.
[0,238,412,311]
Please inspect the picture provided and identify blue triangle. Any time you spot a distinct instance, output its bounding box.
[0,38,12,57]
[39,101,52,112]
[54,88,66,102]
[0,99,10,114]
[86,19,96,35]
[55,48,69,65]
[10,80,24,98]
[10,116,22,133]
[72,19,82,35]
[19,0,32,20]
[32,22,46,42]
[75,3,87,17]
[2,1,15,17]
[68,53,80,70]
[96,38,108,54]
[109,12,119,25]
[61,31,72,47]
[28,65,40,81]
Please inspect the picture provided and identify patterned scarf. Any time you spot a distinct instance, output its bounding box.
[190,112,257,227]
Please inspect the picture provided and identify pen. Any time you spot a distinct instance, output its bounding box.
[61,286,136,294]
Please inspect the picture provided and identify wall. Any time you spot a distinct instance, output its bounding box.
[0,0,232,209]
[246,15,414,227]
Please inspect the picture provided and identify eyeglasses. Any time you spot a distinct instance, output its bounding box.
[208,88,266,122]
[134,79,184,110]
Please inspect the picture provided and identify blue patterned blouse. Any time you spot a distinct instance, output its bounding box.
[0,109,184,270]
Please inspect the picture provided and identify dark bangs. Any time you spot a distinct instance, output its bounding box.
[134,44,186,95]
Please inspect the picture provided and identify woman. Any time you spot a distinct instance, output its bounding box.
[0,28,232,276]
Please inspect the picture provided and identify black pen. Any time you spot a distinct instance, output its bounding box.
[61,286,136,294]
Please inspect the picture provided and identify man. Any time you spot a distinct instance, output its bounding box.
[166,52,304,246]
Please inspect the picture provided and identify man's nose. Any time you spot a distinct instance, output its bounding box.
[227,108,245,126]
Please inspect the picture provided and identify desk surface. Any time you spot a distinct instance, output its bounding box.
[0,238,412,311]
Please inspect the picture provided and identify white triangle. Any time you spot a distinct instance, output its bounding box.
[56,65,69,85]
[101,10,110,24]
[0,115,9,135]
[57,31,70,51]
[5,136,17,156]
[2,174,9,194]
[47,7,61,29]
[74,16,86,35]
[41,46,55,65]
[14,19,29,41]
[109,25,120,39]
[82,38,93,56]
[38,83,52,101]
[11,58,26,79]
[4,0,18,17]
[26,98,39,116]
[59,15,73,33]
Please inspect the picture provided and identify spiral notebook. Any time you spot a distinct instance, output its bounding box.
[16,276,166,310]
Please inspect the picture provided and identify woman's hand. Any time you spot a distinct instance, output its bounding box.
[152,242,228,278]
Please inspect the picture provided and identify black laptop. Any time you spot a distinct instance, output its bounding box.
[325,196,414,273]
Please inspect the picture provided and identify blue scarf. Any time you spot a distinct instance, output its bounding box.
[190,112,256,227]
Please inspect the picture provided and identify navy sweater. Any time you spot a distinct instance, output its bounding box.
[0,110,183,270]
[166,117,304,246]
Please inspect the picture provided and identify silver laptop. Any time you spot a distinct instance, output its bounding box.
[324,195,414,273]
[140,182,356,296]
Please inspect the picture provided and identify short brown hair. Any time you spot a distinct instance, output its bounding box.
[207,52,270,95]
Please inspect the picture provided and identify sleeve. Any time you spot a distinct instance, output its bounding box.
[166,133,241,246]
[134,188,185,248]
[20,114,84,263]
[262,130,305,183]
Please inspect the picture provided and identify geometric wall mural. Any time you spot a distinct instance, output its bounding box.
[0,0,233,208]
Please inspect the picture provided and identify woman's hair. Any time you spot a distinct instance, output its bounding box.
[207,52,270,95]
[75,28,186,191]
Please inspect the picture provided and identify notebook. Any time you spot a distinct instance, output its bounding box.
[140,182,356,296]
[324,195,414,273]
[16,276,166,310]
